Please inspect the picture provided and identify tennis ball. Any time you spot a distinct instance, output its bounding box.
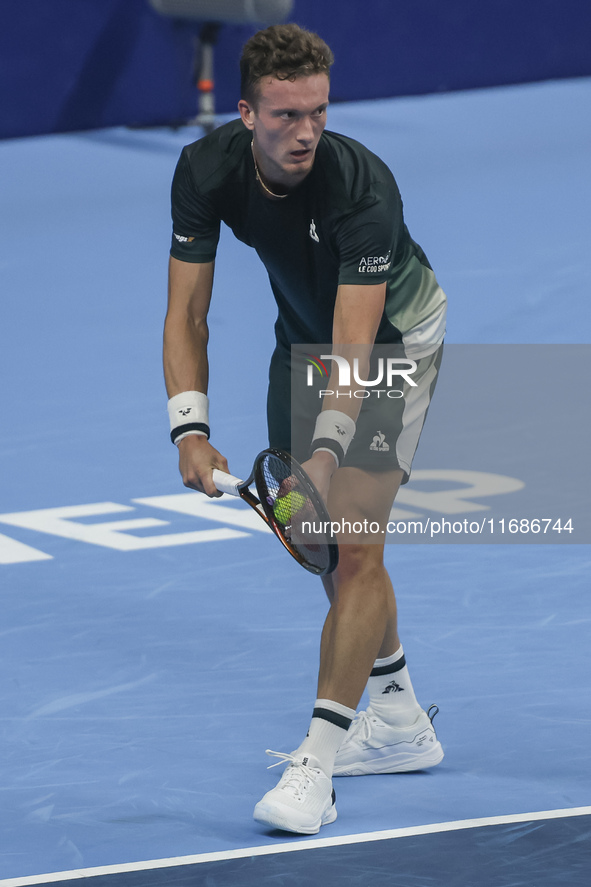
[273,491,307,524]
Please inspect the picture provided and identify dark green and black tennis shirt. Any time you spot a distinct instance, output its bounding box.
[170,118,446,355]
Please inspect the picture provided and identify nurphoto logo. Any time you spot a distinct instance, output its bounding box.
[305,353,417,399]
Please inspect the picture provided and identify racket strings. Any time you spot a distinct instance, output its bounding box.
[259,453,333,574]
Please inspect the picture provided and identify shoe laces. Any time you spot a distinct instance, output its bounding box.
[343,710,375,744]
[344,705,439,742]
[264,750,320,798]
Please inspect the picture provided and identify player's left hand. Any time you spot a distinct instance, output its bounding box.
[299,451,338,504]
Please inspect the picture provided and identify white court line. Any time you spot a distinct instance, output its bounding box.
[2,806,590,886]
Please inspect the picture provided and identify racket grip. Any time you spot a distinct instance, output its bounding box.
[212,468,243,497]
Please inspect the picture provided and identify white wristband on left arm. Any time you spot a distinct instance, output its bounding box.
[310,409,356,467]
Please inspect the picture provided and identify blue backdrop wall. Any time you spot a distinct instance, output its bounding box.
[1,0,590,139]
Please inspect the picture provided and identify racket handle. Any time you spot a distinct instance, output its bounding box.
[212,468,243,497]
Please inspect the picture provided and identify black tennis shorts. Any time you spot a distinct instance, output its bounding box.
[267,343,443,483]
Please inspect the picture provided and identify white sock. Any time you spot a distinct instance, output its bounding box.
[366,645,423,727]
[294,698,356,777]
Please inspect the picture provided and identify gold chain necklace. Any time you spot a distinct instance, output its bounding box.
[251,140,289,200]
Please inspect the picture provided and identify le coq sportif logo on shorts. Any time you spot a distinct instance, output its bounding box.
[370,431,390,452]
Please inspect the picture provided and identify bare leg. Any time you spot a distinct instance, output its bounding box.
[254,465,441,832]
[317,467,403,708]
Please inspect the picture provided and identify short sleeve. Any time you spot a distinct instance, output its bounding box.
[335,177,402,286]
[170,148,221,263]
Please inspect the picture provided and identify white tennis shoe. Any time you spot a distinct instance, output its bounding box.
[253,751,337,834]
[333,705,443,776]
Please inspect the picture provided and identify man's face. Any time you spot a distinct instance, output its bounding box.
[239,73,330,191]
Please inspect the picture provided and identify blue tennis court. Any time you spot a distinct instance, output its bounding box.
[1,75,590,886]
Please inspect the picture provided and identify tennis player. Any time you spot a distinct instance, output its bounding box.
[163,24,446,834]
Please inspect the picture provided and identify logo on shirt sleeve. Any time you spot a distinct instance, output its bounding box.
[174,233,195,243]
[358,250,391,273]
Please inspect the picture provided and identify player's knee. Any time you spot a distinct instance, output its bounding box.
[334,543,384,585]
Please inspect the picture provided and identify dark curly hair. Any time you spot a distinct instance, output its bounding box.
[240,24,334,106]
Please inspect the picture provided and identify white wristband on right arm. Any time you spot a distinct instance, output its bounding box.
[310,410,356,467]
[167,390,210,446]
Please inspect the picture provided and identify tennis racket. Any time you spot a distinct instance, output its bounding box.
[212,448,338,576]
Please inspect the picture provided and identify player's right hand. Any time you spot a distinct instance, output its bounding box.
[177,435,229,498]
